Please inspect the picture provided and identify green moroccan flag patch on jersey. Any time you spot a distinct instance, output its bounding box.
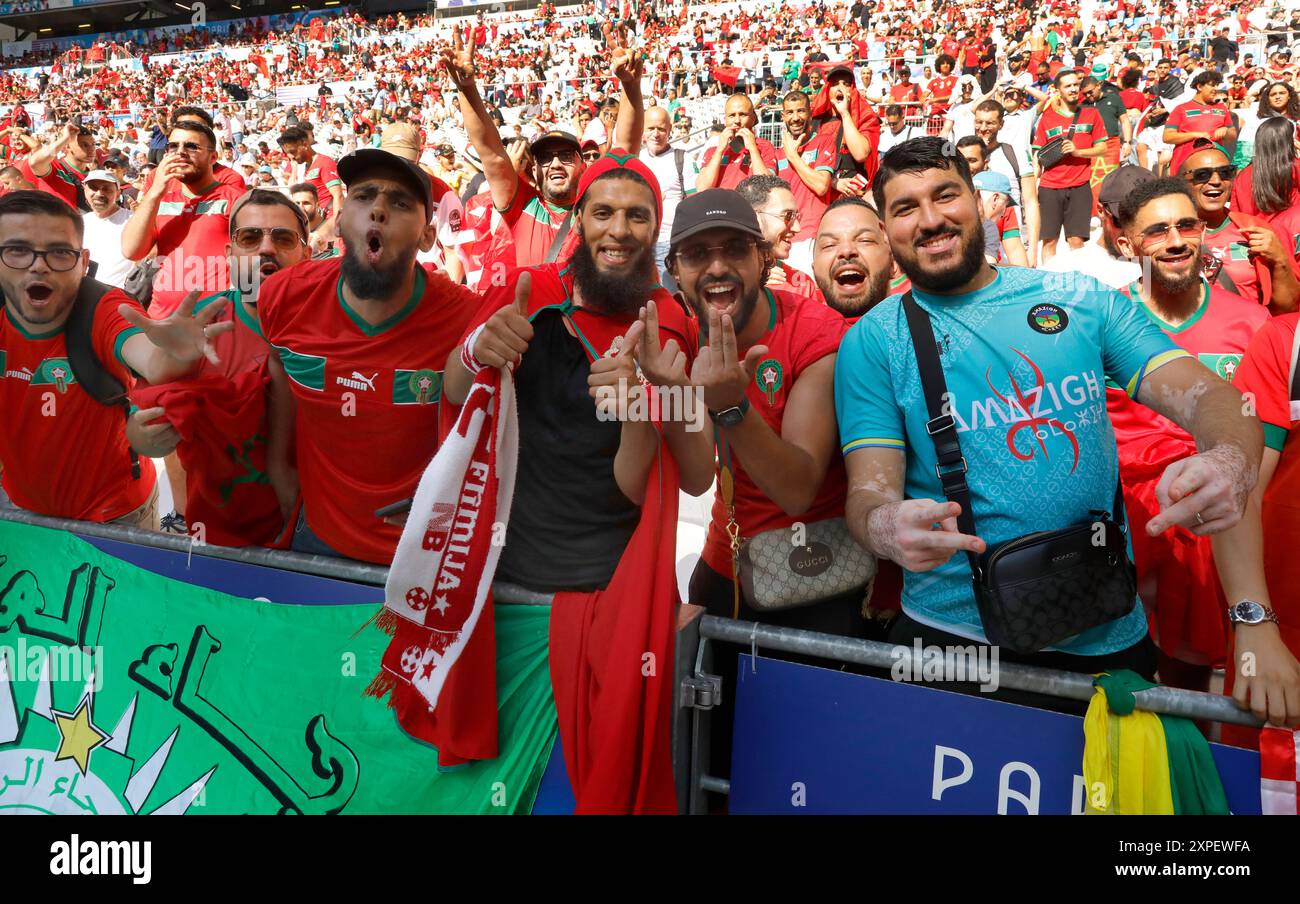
[0,521,556,814]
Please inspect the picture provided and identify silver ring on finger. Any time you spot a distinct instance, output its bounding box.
[1195,511,1205,526]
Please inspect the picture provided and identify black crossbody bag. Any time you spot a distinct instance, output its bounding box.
[901,292,1136,654]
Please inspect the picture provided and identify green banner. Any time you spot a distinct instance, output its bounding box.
[0,521,557,815]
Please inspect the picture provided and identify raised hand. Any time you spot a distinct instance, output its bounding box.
[473,272,534,368]
[439,24,477,90]
[610,25,644,86]
[588,319,645,418]
[690,307,767,413]
[635,299,688,388]
[118,290,232,369]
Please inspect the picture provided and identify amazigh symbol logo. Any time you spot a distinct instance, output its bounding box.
[986,348,1081,473]
[1027,303,1068,334]
[756,358,783,405]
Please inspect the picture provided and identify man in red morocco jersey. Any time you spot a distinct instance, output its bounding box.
[1032,69,1108,262]
[666,190,860,636]
[1180,140,1300,315]
[18,121,95,211]
[1221,312,1300,739]
[1164,71,1237,178]
[1107,178,1271,692]
[278,125,343,255]
[696,93,779,193]
[0,190,233,525]
[924,54,959,117]
[441,25,644,273]
[258,148,480,564]
[128,189,312,548]
[122,120,248,320]
[774,90,838,274]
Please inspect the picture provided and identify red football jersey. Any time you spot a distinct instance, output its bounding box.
[256,259,480,563]
[774,128,838,242]
[497,174,580,270]
[18,157,84,209]
[303,153,343,212]
[148,180,248,319]
[700,288,848,576]
[0,290,156,519]
[1202,213,1294,307]
[1033,105,1106,189]
[699,137,781,191]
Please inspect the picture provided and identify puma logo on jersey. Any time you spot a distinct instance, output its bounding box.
[5,366,33,382]
[336,371,378,391]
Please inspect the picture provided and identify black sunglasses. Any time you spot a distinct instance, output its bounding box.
[1184,164,1236,185]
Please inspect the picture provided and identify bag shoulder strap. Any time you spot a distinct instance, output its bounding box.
[1000,142,1021,180]
[674,147,685,190]
[65,277,140,480]
[543,208,573,264]
[65,277,127,407]
[900,292,980,563]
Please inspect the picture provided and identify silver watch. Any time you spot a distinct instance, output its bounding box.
[1227,600,1279,626]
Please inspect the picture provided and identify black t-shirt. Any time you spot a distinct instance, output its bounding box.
[494,311,640,593]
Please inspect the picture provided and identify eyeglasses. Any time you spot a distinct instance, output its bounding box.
[166,141,213,154]
[1183,164,1236,185]
[0,245,81,272]
[534,147,579,166]
[1137,217,1205,250]
[673,237,757,267]
[232,227,306,251]
[759,209,800,228]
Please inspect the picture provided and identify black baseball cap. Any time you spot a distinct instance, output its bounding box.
[337,147,434,223]
[1098,164,1156,215]
[669,189,765,250]
[528,129,581,152]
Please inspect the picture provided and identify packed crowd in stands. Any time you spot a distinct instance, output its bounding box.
[2,0,1300,785]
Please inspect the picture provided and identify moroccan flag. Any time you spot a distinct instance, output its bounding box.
[0,520,556,814]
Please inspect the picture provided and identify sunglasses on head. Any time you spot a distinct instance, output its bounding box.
[1184,164,1236,184]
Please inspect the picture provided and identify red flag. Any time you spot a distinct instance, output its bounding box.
[549,444,680,814]
[711,66,741,89]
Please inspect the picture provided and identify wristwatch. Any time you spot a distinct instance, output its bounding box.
[708,397,750,427]
[1227,599,1279,626]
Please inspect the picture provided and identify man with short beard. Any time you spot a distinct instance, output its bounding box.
[1042,164,1147,289]
[443,155,713,593]
[128,189,312,548]
[774,90,838,274]
[257,149,481,564]
[813,197,895,320]
[81,169,133,288]
[836,137,1264,695]
[1105,176,1277,699]
[736,174,818,299]
[122,121,248,319]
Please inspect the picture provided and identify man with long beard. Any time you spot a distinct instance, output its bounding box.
[257,149,481,564]
[443,154,714,593]
[1107,178,1295,718]
[812,197,896,321]
[836,136,1264,697]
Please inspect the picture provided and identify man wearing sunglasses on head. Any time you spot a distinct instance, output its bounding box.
[1180,139,1300,314]
[1107,177,1277,700]
[121,120,248,320]
[125,189,312,548]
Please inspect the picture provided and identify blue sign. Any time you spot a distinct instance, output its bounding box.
[729,655,1262,815]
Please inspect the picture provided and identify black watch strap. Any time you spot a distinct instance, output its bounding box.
[709,396,750,426]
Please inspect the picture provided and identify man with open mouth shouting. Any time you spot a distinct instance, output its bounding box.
[126,189,312,549]
[256,148,482,564]
[0,190,233,529]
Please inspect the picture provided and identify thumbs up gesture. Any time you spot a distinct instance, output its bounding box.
[588,319,645,419]
[473,272,535,369]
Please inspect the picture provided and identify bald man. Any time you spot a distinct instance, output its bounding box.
[640,104,699,289]
[695,93,779,191]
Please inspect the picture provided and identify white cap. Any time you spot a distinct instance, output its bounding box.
[83,169,118,186]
